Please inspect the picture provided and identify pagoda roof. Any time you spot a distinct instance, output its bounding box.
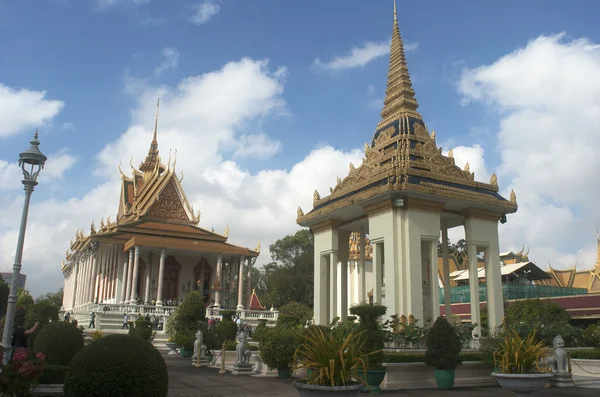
[297,4,517,227]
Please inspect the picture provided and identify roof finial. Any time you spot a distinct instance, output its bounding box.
[153,97,160,143]
[34,128,39,140]
[393,0,397,22]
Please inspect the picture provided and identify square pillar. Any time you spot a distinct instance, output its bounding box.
[372,242,383,303]
[329,250,338,321]
[338,230,350,322]
[430,239,440,321]
[441,226,452,317]
[314,253,329,325]
[358,227,366,304]
[466,242,481,337]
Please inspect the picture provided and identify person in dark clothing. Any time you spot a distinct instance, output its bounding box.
[11,320,38,359]
[88,312,96,329]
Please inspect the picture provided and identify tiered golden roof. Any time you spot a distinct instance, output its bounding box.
[297,3,517,225]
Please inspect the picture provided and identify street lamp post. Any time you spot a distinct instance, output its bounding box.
[1,130,47,364]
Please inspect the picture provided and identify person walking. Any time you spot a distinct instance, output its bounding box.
[122,313,129,329]
[11,320,38,360]
[88,312,96,329]
[63,311,71,322]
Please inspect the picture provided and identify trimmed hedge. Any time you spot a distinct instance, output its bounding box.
[383,351,484,363]
[569,349,600,359]
[34,321,84,365]
[39,365,69,384]
[128,318,153,341]
[64,334,168,397]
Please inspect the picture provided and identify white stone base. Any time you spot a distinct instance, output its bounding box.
[550,373,575,388]
[232,363,254,375]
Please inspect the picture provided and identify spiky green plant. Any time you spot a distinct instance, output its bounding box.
[293,326,370,387]
[494,328,547,374]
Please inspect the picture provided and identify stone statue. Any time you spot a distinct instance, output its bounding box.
[192,330,204,360]
[549,335,569,374]
[235,329,252,365]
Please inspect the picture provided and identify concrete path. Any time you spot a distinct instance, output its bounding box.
[165,354,600,397]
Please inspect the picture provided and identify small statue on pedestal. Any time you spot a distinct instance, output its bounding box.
[231,328,253,375]
[548,335,574,388]
[191,329,209,366]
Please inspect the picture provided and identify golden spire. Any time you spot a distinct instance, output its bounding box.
[378,1,421,127]
[139,98,164,178]
[596,228,600,268]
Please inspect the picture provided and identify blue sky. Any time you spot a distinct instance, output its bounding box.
[1,0,600,295]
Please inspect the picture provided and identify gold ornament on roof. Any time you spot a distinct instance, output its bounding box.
[297,206,304,217]
[255,239,261,253]
[430,130,436,140]
[510,189,517,204]
[463,162,470,173]
[106,215,111,226]
[349,162,355,171]
[194,209,201,224]
[336,177,342,186]
[447,149,454,158]
[90,221,96,235]
[224,224,229,238]
[179,171,184,183]
[69,238,74,247]
[490,172,498,187]
[313,190,320,201]
[65,250,69,259]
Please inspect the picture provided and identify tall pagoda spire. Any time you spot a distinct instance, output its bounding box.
[377,1,422,128]
[139,98,164,178]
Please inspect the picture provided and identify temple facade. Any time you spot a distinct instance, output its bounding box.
[297,5,518,335]
[61,101,259,317]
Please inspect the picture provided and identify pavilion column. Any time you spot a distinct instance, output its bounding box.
[338,230,350,322]
[430,239,441,320]
[129,246,140,305]
[467,241,481,337]
[441,226,452,317]
[229,259,236,302]
[145,252,153,304]
[92,248,103,303]
[372,242,383,303]
[84,254,92,304]
[214,255,223,309]
[359,228,366,303]
[198,259,205,300]
[71,258,79,309]
[125,249,134,304]
[246,258,252,308]
[88,249,97,303]
[156,249,166,306]
[120,255,129,304]
[75,257,83,307]
[329,250,338,320]
[237,256,246,310]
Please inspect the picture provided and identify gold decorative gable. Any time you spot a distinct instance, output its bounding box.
[147,180,189,221]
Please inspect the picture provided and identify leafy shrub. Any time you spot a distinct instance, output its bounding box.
[91,329,104,341]
[260,327,302,369]
[569,349,600,359]
[349,303,387,369]
[424,316,462,370]
[34,321,84,365]
[166,291,206,351]
[493,328,546,374]
[252,320,269,343]
[128,318,153,341]
[276,315,301,329]
[278,302,313,325]
[25,300,60,345]
[583,323,600,348]
[173,329,195,350]
[64,334,168,397]
[215,318,237,345]
[38,364,69,384]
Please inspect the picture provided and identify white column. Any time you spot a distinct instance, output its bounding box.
[198,259,205,300]
[430,240,441,320]
[485,234,504,331]
[98,246,107,303]
[129,246,140,304]
[467,242,481,337]
[237,256,245,310]
[246,258,252,308]
[329,251,338,320]
[156,249,166,306]
[359,228,366,303]
[315,254,329,324]
[88,250,97,303]
[214,255,223,308]
[338,230,349,322]
[71,258,79,308]
[120,256,129,304]
[441,226,452,317]
[125,249,134,303]
[144,252,152,304]
[373,243,383,303]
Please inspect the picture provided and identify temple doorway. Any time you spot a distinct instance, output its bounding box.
[163,256,181,304]
[193,258,213,303]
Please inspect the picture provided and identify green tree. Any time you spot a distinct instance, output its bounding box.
[261,230,314,308]
[36,288,63,309]
[17,289,34,309]
[0,278,9,316]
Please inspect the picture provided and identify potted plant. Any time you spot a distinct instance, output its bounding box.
[292,326,368,396]
[491,328,552,395]
[349,302,387,393]
[423,316,463,389]
[174,330,195,358]
[259,327,301,378]
[165,337,178,355]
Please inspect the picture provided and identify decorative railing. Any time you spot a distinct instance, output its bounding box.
[66,303,176,316]
[205,308,279,322]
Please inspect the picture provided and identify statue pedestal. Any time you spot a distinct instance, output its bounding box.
[231,362,254,375]
[549,373,574,388]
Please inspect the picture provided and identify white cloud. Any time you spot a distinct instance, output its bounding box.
[458,33,600,269]
[233,133,282,160]
[188,1,221,25]
[96,0,149,9]
[0,57,363,297]
[44,152,77,180]
[0,84,64,138]
[313,40,418,72]
[154,47,180,77]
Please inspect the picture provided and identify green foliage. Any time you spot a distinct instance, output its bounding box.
[384,316,427,348]
[349,303,387,369]
[64,334,168,397]
[0,348,45,396]
[493,328,546,374]
[276,315,301,329]
[25,299,60,346]
[293,326,368,387]
[91,329,104,341]
[259,327,302,369]
[166,291,205,350]
[569,349,600,359]
[424,316,462,370]
[128,318,153,341]
[33,321,84,365]
[215,319,238,345]
[252,320,269,343]
[261,230,314,307]
[278,302,313,324]
[36,289,64,310]
[584,323,600,348]
[0,278,9,317]
[38,365,69,384]
[17,289,34,309]
[173,330,195,350]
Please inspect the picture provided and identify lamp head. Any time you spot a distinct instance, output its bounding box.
[19,129,47,182]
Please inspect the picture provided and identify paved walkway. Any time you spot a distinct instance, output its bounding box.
[165,354,600,397]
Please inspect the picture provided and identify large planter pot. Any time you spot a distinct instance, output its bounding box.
[433,369,455,390]
[180,348,193,358]
[356,369,386,394]
[292,380,364,397]
[277,367,292,378]
[165,342,178,355]
[491,372,553,396]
